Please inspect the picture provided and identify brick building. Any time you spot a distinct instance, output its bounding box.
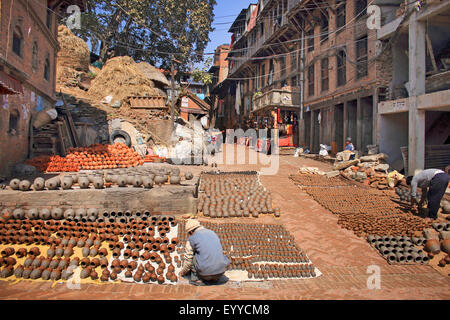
[0,0,85,176]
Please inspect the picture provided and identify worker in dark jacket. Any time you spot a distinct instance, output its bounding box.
[406,169,449,222]
[180,219,230,285]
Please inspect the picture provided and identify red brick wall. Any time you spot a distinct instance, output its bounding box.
[0,0,59,176]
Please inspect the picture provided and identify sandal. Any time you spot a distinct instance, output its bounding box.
[189,279,206,286]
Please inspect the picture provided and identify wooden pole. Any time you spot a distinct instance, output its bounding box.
[171,54,175,128]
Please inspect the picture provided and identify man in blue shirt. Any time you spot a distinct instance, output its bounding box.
[344,137,354,151]
[180,219,230,285]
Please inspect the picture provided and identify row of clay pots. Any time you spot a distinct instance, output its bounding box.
[289,174,351,188]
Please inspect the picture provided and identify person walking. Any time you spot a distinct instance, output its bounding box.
[406,169,450,222]
[180,219,230,286]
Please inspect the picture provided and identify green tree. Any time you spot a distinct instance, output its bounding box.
[71,0,216,70]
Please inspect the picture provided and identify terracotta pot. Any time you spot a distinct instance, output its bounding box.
[1,247,15,257]
[441,239,450,254]
[157,275,165,284]
[424,239,440,254]
[80,258,90,268]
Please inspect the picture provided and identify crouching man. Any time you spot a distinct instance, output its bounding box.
[180,219,230,286]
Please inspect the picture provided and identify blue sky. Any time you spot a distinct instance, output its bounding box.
[204,0,253,58]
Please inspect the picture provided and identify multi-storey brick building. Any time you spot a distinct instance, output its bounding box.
[0,0,85,176]
[220,0,394,152]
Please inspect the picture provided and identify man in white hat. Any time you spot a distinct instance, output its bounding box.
[180,219,230,285]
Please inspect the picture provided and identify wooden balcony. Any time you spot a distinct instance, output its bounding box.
[252,88,301,112]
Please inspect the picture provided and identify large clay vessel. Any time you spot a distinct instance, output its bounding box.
[93,177,104,189]
[12,208,25,220]
[26,208,39,220]
[39,208,51,220]
[117,176,127,187]
[78,177,90,189]
[170,175,181,185]
[424,239,441,254]
[19,180,31,191]
[9,179,20,190]
[61,176,73,190]
[51,208,63,220]
[33,177,45,191]
[45,177,60,190]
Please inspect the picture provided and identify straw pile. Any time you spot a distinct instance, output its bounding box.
[88,56,165,103]
[137,62,170,88]
[57,25,90,72]
[56,25,90,89]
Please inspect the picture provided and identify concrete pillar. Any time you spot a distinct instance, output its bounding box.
[356,97,362,150]
[373,90,379,146]
[310,111,314,151]
[408,13,426,174]
[343,100,348,146]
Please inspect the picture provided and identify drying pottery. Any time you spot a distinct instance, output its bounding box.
[33,177,45,191]
[26,208,39,220]
[39,208,51,220]
[51,208,63,220]
[9,179,20,190]
[61,177,73,190]
[19,180,31,191]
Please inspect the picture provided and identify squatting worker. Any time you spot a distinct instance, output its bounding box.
[406,169,450,222]
[344,137,354,151]
[180,219,230,285]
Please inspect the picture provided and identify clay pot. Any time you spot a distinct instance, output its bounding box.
[78,177,90,189]
[39,208,51,220]
[424,239,441,254]
[133,177,143,188]
[80,258,90,268]
[29,247,40,257]
[142,177,154,189]
[117,176,127,187]
[1,247,15,257]
[11,208,25,220]
[93,177,104,189]
[110,272,118,280]
[9,179,20,190]
[16,248,27,258]
[133,272,142,282]
[51,208,63,220]
[441,239,450,254]
[82,247,90,257]
[45,177,60,190]
[154,175,166,186]
[0,266,14,278]
[62,177,73,190]
[61,268,74,280]
[33,177,45,191]
[50,269,62,281]
[157,275,165,284]
[26,208,39,220]
[185,172,193,180]
[80,267,91,279]
[170,175,181,185]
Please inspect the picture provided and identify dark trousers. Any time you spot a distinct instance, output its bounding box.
[428,173,450,219]
[190,256,224,282]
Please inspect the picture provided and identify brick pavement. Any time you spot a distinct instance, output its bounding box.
[0,145,449,300]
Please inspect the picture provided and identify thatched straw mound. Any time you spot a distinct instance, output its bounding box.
[57,25,90,72]
[88,56,165,103]
[137,62,170,88]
